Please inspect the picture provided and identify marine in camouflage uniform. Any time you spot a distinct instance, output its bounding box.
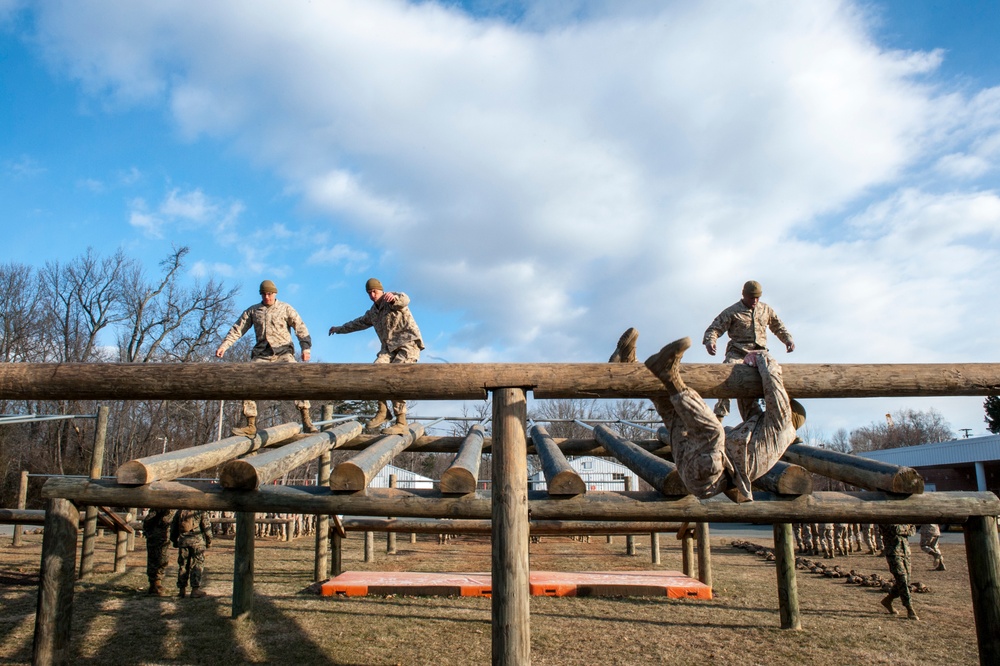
[821,523,836,558]
[142,508,174,595]
[878,523,919,620]
[644,338,804,503]
[170,509,212,598]
[918,523,946,570]
[811,523,822,555]
[216,280,317,437]
[329,278,425,434]
[703,280,794,421]
[834,523,849,555]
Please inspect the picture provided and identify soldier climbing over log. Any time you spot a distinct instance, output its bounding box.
[643,336,805,503]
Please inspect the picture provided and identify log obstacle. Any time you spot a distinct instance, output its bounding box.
[339,517,687,535]
[439,425,486,494]
[529,424,586,496]
[330,423,426,491]
[782,441,924,493]
[593,424,686,495]
[753,461,814,495]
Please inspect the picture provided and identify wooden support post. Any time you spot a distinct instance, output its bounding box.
[79,405,109,579]
[364,531,374,563]
[32,498,80,666]
[113,513,131,574]
[314,408,333,582]
[411,533,417,544]
[13,469,28,547]
[964,515,1000,665]
[232,511,255,620]
[696,522,712,589]
[773,523,801,630]
[492,387,531,666]
[651,532,661,565]
[126,508,137,551]
[625,477,636,556]
[681,527,695,578]
[331,531,343,577]
[529,424,586,496]
[387,475,397,555]
[440,424,486,494]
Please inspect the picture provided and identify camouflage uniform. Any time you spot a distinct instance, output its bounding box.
[218,299,313,419]
[651,351,797,502]
[170,509,212,595]
[834,523,849,555]
[811,523,822,554]
[703,300,793,420]
[142,508,174,592]
[918,523,945,569]
[332,291,424,421]
[822,523,836,558]
[879,524,917,617]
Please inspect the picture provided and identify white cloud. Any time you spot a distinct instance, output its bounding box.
[127,187,244,239]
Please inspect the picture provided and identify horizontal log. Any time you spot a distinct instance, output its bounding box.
[117,422,302,485]
[782,442,924,494]
[40,478,1000,523]
[340,517,686,535]
[3,361,999,401]
[0,508,47,525]
[530,425,586,496]
[594,425,687,496]
[330,423,425,491]
[440,425,486,495]
[752,461,814,495]
[339,434,669,457]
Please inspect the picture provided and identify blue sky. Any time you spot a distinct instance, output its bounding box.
[2,0,999,441]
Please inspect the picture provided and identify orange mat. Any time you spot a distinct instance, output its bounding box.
[320,570,711,599]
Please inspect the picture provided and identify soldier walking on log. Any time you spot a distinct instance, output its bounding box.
[644,337,805,503]
[142,508,174,596]
[215,279,318,437]
[170,508,212,598]
[328,277,424,435]
[879,523,919,620]
[918,523,946,570]
[703,280,794,421]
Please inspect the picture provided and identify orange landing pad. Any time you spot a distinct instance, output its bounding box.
[320,570,711,599]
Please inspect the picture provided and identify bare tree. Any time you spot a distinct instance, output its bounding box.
[0,262,46,363]
[849,408,954,452]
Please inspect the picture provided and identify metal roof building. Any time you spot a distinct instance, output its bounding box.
[857,434,1000,493]
[528,456,641,492]
[368,464,434,489]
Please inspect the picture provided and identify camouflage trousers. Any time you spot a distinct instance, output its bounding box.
[146,538,170,584]
[712,351,758,421]
[242,354,309,418]
[883,534,913,608]
[374,342,421,417]
[920,531,942,559]
[176,545,207,590]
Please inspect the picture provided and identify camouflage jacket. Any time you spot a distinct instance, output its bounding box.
[142,508,174,542]
[170,509,212,549]
[219,300,312,359]
[336,292,424,353]
[703,300,793,358]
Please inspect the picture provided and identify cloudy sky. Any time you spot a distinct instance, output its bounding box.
[2,0,998,440]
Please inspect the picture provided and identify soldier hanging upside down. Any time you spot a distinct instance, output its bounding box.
[643,336,805,503]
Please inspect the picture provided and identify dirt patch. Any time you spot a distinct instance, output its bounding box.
[0,529,980,665]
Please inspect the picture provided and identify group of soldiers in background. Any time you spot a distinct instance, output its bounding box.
[791,522,945,571]
[142,508,212,598]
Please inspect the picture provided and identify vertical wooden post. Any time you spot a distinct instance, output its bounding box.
[625,477,636,556]
[32,498,80,666]
[411,533,417,544]
[79,406,109,579]
[773,523,801,630]
[113,513,131,574]
[13,469,28,547]
[387,474,397,555]
[364,532,374,563]
[651,533,661,565]
[126,508,136,551]
[232,511,255,620]
[331,531,343,577]
[682,529,695,577]
[696,522,712,589]
[491,387,531,666]
[965,515,1000,665]
[314,404,333,582]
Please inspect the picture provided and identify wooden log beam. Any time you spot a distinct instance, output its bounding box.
[41,478,1000,523]
[329,423,425,491]
[782,442,924,494]
[32,498,79,666]
[117,422,302,485]
[753,461,814,496]
[1,508,47,525]
[4,361,999,401]
[339,517,687,535]
[529,424,586,496]
[439,425,486,495]
[220,421,363,490]
[594,424,687,496]
[335,433,668,457]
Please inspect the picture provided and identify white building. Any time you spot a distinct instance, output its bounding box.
[368,463,434,489]
[528,456,639,491]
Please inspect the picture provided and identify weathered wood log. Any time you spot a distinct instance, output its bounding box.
[41,477,1000,523]
[1,508,47,525]
[220,421,362,490]
[333,433,668,457]
[782,442,924,494]
[13,469,28,546]
[696,523,712,588]
[492,388,531,666]
[32,498,79,666]
[753,461,813,496]
[329,423,425,491]
[439,425,486,495]
[314,405,333,583]
[773,523,802,630]
[339,517,687,535]
[4,361,999,400]
[232,512,255,620]
[651,532,661,565]
[965,516,1000,665]
[117,422,302,485]
[79,406,108,579]
[529,424,586,496]
[594,425,687,496]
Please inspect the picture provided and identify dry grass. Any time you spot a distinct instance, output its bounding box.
[0,528,979,665]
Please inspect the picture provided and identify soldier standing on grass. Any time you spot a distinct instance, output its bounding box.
[328,278,424,435]
[170,509,212,598]
[142,508,174,596]
[215,279,318,437]
[703,280,795,421]
[879,523,919,620]
[918,523,946,570]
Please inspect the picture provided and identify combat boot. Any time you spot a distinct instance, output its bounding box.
[384,404,409,435]
[934,556,946,571]
[880,595,897,615]
[190,587,208,598]
[300,407,319,434]
[644,337,692,395]
[366,401,390,429]
[178,587,187,598]
[232,416,257,438]
[148,581,165,596]
[609,327,639,363]
[905,604,919,620]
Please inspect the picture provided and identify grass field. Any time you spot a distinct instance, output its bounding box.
[0,526,980,665]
